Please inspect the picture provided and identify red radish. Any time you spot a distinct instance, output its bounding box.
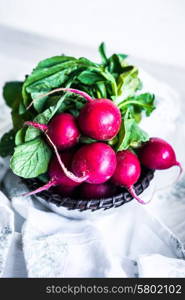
[25,113,80,150]
[22,152,80,197]
[25,120,87,185]
[49,152,80,188]
[63,88,122,140]
[72,142,117,184]
[80,182,116,199]
[138,137,182,173]
[27,87,121,140]
[78,99,121,140]
[112,150,147,205]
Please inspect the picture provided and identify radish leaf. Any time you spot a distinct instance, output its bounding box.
[0,129,15,157]
[10,137,52,178]
[117,112,149,151]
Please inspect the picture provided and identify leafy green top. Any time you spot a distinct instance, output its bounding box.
[0,43,155,179]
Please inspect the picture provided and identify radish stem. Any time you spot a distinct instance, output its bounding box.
[24,122,88,183]
[22,179,57,197]
[45,132,88,183]
[24,121,48,132]
[26,87,93,110]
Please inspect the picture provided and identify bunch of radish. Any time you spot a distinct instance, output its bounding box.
[24,88,182,204]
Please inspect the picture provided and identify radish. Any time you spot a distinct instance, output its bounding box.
[72,142,117,184]
[78,98,121,140]
[22,152,81,197]
[27,87,121,140]
[25,113,80,150]
[138,137,182,173]
[79,182,116,199]
[64,88,122,140]
[111,150,148,204]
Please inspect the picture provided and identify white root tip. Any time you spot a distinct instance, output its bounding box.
[128,185,151,205]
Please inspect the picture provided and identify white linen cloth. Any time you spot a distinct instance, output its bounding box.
[1,175,185,278]
[0,37,185,277]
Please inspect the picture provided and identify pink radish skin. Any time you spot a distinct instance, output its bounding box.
[80,182,116,199]
[61,88,122,140]
[72,142,117,184]
[22,152,80,197]
[55,88,121,141]
[27,87,121,140]
[25,118,87,184]
[49,152,80,188]
[25,113,80,150]
[48,113,80,150]
[138,137,182,173]
[78,99,121,140]
[57,88,121,140]
[112,150,148,205]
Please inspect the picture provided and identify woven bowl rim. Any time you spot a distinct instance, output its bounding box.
[23,167,155,212]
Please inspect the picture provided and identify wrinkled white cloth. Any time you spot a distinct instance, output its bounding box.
[0,47,185,277]
[0,192,14,277]
[138,254,185,278]
[1,178,185,278]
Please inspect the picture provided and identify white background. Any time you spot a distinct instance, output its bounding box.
[0,0,185,67]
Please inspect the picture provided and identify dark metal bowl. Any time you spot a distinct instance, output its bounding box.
[24,168,154,212]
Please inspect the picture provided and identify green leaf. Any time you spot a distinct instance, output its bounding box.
[96,82,107,98]
[3,81,26,129]
[107,54,128,75]
[29,91,50,113]
[35,56,76,70]
[10,137,52,178]
[38,173,49,183]
[78,57,99,67]
[15,128,27,146]
[117,67,142,100]
[26,67,81,112]
[98,42,108,65]
[118,93,156,120]
[22,59,77,105]
[79,136,97,144]
[117,53,128,61]
[25,92,70,141]
[117,114,149,151]
[2,81,33,130]
[78,70,105,85]
[0,129,15,157]
[3,81,23,109]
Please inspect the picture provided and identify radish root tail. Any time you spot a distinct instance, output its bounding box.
[154,162,183,193]
[24,122,88,184]
[175,161,183,182]
[128,185,151,205]
[45,132,88,183]
[22,179,57,197]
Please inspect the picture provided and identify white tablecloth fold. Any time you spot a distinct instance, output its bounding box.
[1,173,185,278]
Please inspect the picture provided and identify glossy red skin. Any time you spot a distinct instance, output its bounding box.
[78,99,121,140]
[72,142,117,184]
[138,137,177,170]
[48,113,80,150]
[112,150,141,187]
[49,152,80,188]
[80,182,116,199]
